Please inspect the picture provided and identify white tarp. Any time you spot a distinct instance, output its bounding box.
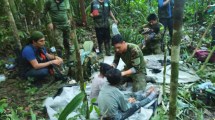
[44,84,155,120]
[104,55,200,83]
[44,54,200,120]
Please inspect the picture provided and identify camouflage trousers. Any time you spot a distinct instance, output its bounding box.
[142,43,162,55]
[131,73,147,92]
[48,26,75,62]
[123,73,146,92]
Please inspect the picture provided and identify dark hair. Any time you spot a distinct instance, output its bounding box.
[99,63,113,75]
[112,34,123,46]
[147,13,158,22]
[105,68,122,85]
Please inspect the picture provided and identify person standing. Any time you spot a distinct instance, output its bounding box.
[90,0,118,57]
[43,0,74,62]
[158,0,174,46]
[111,34,147,92]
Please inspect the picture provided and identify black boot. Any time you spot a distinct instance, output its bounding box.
[105,43,111,56]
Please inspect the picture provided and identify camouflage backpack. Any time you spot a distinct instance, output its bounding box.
[82,41,99,80]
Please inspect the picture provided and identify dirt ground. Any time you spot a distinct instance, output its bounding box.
[0,73,64,119]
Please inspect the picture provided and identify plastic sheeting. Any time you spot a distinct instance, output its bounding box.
[104,55,200,83]
[44,84,155,120]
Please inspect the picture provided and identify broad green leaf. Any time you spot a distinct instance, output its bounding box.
[58,92,85,120]
[30,109,37,120]
[94,106,100,116]
[89,105,93,113]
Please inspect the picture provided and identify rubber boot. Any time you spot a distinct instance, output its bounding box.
[105,43,111,56]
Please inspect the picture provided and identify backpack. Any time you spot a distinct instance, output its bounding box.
[195,50,215,63]
[82,41,99,80]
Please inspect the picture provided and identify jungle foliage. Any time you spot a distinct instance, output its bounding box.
[0,0,215,120]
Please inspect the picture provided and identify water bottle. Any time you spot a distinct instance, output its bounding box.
[112,23,120,35]
[50,46,56,53]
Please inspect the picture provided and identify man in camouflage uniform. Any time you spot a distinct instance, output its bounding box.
[112,34,146,92]
[90,0,118,56]
[43,0,74,62]
[140,13,164,55]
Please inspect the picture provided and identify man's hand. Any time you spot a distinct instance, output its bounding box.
[111,63,116,68]
[55,56,63,63]
[114,19,118,24]
[47,23,54,30]
[51,59,63,66]
[128,97,136,103]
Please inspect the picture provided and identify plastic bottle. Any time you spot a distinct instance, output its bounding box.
[50,46,56,53]
[198,81,213,89]
[112,23,120,35]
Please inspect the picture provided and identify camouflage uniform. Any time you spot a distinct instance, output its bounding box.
[113,43,147,92]
[141,23,164,55]
[43,0,75,61]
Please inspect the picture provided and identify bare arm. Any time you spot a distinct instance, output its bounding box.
[158,0,170,7]
[110,11,118,23]
[29,53,63,69]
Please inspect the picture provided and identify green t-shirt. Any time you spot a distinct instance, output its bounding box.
[97,84,130,118]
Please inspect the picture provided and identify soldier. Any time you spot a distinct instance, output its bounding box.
[43,0,74,62]
[90,0,118,57]
[111,34,147,92]
[140,13,164,55]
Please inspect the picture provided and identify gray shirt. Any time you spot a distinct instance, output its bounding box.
[97,84,130,118]
[90,74,107,100]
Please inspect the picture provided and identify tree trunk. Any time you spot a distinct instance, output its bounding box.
[169,0,185,120]
[70,6,89,119]
[4,0,22,51]
[79,0,87,26]
[8,0,19,22]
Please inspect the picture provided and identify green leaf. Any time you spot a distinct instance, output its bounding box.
[10,109,20,120]
[30,109,36,120]
[58,92,85,120]
[94,106,100,116]
[90,98,97,104]
[89,105,93,113]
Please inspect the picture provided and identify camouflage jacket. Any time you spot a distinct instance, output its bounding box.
[43,0,70,28]
[141,22,164,47]
[113,43,146,74]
